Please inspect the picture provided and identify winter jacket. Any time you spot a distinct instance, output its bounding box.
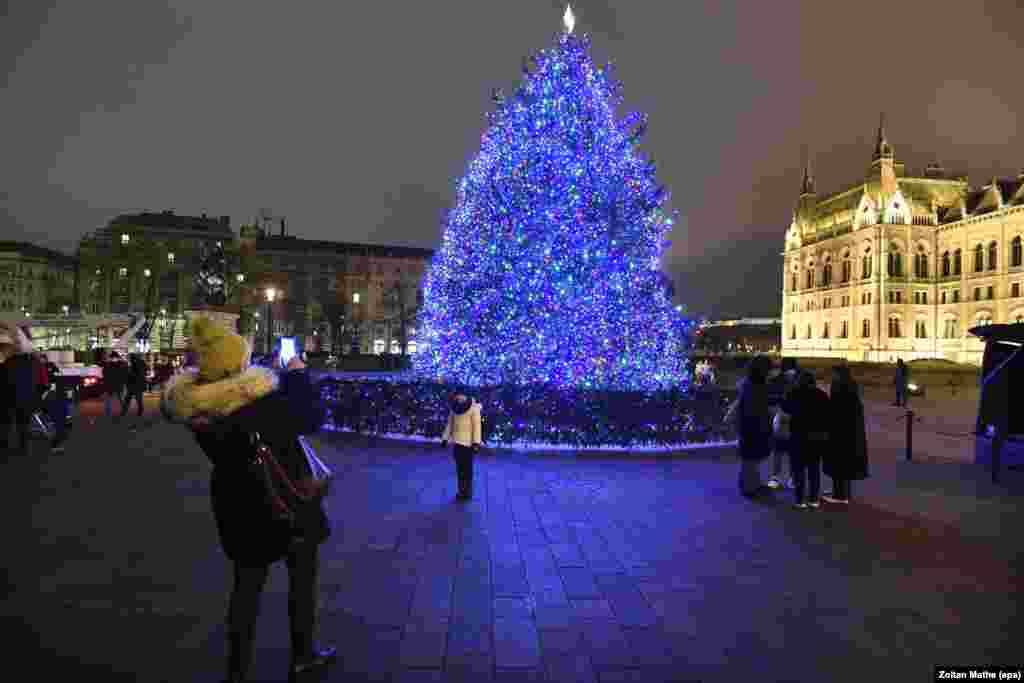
[128,356,148,392]
[735,377,771,461]
[162,366,328,567]
[1,325,36,406]
[824,387,869,480]
[442,397,482,448]
[782,384,831,457]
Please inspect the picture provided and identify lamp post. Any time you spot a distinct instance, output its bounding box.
[265,287,277,355]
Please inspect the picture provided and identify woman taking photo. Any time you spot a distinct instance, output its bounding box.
[162,317,334,682]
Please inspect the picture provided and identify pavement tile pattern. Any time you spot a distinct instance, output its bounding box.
[2,409,1023,682]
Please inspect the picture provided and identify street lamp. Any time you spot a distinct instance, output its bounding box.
[265,287,277,354]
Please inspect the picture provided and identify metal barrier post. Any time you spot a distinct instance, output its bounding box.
[905,409,913,462]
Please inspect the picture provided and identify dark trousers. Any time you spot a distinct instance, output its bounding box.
[453,444,475,496]
[121,388,145,417]
[227,541,319,679]
[46,394,71,448]
[832,479,852,501]
[791,449,822,504]
[10,406,31,453]
[895,387,906,406]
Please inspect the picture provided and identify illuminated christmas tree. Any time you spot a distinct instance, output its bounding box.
[415,6,689,390]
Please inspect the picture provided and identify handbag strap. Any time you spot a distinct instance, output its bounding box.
[253,432,314,503]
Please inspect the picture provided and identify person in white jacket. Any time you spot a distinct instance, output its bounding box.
[441,393,482,501]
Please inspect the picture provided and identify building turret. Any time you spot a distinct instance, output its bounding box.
[794,157,817,230]
[867,113,898,197]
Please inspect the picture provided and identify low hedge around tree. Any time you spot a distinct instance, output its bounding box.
[317,378,731,449]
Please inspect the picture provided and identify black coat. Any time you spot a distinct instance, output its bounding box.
[3,354,37,406]
[782,384,831,457]
[736,378,772,460]
[188,368,328,567]
[824,388,869,480]
[127,358,148,392]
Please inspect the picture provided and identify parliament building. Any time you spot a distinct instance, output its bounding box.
[781,119,1024,365]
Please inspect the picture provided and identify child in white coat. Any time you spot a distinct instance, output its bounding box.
[441,393,482,501]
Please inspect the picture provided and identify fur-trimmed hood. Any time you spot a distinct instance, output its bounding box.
[161,366,279,422]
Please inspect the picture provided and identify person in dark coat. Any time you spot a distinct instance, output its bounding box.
[102,351,127,418]
[894,358,909,407]
[121,353,148,418]
[0,341,16,453]
[823,365,869,504]
[162,317,335,682]
[729,355,773,497]
[782,370,831,508]
[0,323,38,455]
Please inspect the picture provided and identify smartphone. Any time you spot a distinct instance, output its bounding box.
[278,337,297,367]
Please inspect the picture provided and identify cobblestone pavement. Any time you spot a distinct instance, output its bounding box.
[2,413,1022,682]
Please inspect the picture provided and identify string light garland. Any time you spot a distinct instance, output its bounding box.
[414,19,691,391]
[318,378,732,449]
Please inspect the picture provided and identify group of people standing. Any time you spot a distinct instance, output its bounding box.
[732,355,869,507]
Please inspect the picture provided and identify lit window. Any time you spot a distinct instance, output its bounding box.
[121,233,130,245]
[167,252,176,264]
[236,273,245,282]
[119,267,128,277]
[143,268,151,277]
[353,293,360,304]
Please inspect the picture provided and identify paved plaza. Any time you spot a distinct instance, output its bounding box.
[2,398,1022,682]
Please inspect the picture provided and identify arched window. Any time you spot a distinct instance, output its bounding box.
[943,317,959,339]
[822,322,830,339]
[914,248,929,279]
[888,316,902,338]
[790,325,796,340]
[805,324,812,339]
[790,273,797,292]
[988,241,998,271]
[941,251,951,277]
[974,244,984,272]
[862,250,873,279]
[861,319,870,338]
[954,249,962,275]
[841,252,852,282]
[806,268,814,289]
[914,319,927,339]
[823,257,833,286]
[887,249,903,277]
[1012,236,1023,268]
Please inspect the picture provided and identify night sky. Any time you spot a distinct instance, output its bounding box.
[2,1,1022,317]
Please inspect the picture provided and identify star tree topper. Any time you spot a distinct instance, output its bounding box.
[563,4,576,34]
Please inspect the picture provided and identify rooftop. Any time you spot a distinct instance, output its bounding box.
[255,234,434,260]
[0,241,78,266]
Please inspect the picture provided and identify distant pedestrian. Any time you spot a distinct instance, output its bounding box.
[162,316,335,682]
[894,358,908,407]
[727,355,773,497]
[0,323,38,455]
[441,392,483,501]
[782,370,831,508]
[102,351,127,418]
[823,365,869,505]
[122,353,148,418]
[767,357,799,490]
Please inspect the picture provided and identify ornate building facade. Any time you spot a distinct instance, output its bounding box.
[781,120,1024,365]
